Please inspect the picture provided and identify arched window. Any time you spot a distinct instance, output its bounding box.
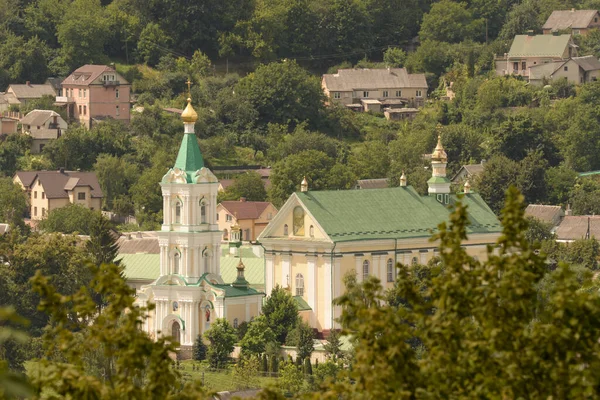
[173,252,180,274]
[309,225,314,238]
[172,321,181,344]
[200,202,206,224]
[295,273,304,296]
[387,258,394,282]
[233,318,239,329]
[223,228,228,240]
[412,257,418,266]
[283,224,289,235]
[363,260,370,280]
[175,201,181,224]
[293,206,305,235]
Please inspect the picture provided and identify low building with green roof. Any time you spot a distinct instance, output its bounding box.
[258,135,502,334]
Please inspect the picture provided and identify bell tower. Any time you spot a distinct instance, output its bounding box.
[427,130,451,196]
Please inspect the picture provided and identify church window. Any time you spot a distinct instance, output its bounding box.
[173,252,180,274]
[171,321,181,344]
[233,318,239,328]
[223,229,228,240]
[309,225,314,238]
[387,258,394,282]
[296,273,304,296]
[283,224,289,235]
[173,301,179,312]
[293,206,305,235]
[201,203,206,223]
[363,260,370,279]
[412,257,418,265]
[175,201,181,224]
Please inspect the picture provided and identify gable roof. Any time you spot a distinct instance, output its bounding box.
[20,109,62,127]
[14,171,39,188]
[25,171,103,199]
[525,205,564,224]
[323,68,428,92]
[62,64,129,86]
[451,163,485,182]
[7,83,55,99]
[572,55,600,71]
[220,200,274,220]
[555,215,600,241]
[289,187,501,243]
[543,10,599,30]
[508,34,573,58]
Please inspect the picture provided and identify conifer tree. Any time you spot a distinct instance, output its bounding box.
[192,335,207,361]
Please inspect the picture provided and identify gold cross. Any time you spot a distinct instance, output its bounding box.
[186,79,192,96]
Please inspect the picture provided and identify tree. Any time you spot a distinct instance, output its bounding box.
[218,172,267,202]
[262,285,299,344]
[136,22,169,66]
[85,213,120,267]
[383,47,407,68]
[278,362,305,396]
[348,141,390,180]
[38,204,101,235]
[94,154,139,212]
[0,177,28,226]
[524,216,553,245]
[232,356,260,390]
[419,0,484,43]
[316,186,600,398]
[235,60,325,129]
[295,322,314,361]
[204,318,237,369]
[192,335,207,361]
[323,330,343,361]
[0,307,32,399]
[240,315,276,356]
[29,262,209,398]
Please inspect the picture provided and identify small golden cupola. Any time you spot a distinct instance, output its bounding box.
[431,134,447,162]
[181,97,198,123]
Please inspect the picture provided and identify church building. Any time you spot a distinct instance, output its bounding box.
[135,96,263,357]
[258,136,502,334]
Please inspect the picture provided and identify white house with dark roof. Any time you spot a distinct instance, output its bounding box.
[543,9,600,35]
[322,68,428,109]
[0,82,56,112]
[20,110,68,153]
[528,55,600,85]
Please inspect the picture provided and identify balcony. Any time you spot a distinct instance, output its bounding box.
[55,96,69,103]
[103,80,120,87]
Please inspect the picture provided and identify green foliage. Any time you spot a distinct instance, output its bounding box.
[0,177,28,226]
[38,204,102,235]
[383,47,407,68]
[94,154,139,213]
[419,0,484,43]
[29,262,209,398]
[291,321,314,361]
[278,362,305,396]
[262,285,299,344]
[232,356,260,390]
[0,307,32,398]
[193,335,208,361]
[240,315,276,356]
[218,172,267,202]
[204,318,237,369]
[323,330,343,361]
[524,216,554,245]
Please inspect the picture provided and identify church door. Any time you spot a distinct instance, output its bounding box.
[172,321,181,344]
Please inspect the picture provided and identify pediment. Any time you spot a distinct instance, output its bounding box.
[194,167,218,184]
[162,168,187,184]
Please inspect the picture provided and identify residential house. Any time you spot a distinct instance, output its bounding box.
[543,9,600,35]
[20,110,68,153]
[384,108,419,121]
[57,65,131,128]
[451,162,485,184]
[555,215,600,242]
[0,82,56,112]
[495,33,577,77]
[524,204,565,229]
[528,55,600,85]
[355,178,389,189]
[258,138,502,333]
[321,68,428,110]
[13,169,103,220]
[217,199,278,241]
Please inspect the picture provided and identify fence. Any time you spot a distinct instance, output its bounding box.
[174,362,279,393]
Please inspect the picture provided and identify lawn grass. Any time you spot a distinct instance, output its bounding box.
[179,360,278,393]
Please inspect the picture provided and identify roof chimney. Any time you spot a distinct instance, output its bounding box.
[565,204,572,216]
[240,197,247,202]
[136,231,143,239]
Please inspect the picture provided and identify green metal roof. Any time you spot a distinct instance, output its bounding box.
[220,256,264,285]
[578,170,600,177]
[508,34,571,58]
[427,176,451,184]
[173,133,204,182]
[296,187,501,243]
[120,254,160,280]
[293,296,311,311]
[212,283,262,297]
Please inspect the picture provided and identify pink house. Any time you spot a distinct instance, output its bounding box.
[58,65,130,128]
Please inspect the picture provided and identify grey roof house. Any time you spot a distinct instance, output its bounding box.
[529,55,600,85]
[543,9,600,35]
[21,110,68,154]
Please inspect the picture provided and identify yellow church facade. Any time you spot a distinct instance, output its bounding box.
[258,138,502,334]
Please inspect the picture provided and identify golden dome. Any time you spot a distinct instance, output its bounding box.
[431,135,447,161]
[181,98,198,123]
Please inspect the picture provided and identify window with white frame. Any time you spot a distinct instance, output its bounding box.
[116,105,120,116]
[387,258,394,282]
[175,201,181,224]
[233,318,239,328]
[363,260,369,279]
[363,91,369,98]
[309,225,314,238]
[383,90,389,97]
[116,88,120,98]
[416,90,422,97]
[283,224,289,235]
[412,257,418,265]
[333,92,341,99]
[226,214,232,222]
[200,201,207,223]
[295,273,304,296]
[396,90,402,97]
[173,252,180,274]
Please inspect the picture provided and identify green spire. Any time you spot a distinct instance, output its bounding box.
[173,134,204,182]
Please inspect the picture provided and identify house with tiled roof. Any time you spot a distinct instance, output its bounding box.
[0,82,57,113]
[495,33,577,78]
[56,64,130,128]
[13,169,102,220]
[451,162,485,184]
[543,9,600,36]
[525,205,565,229]
[528,55,600,85]
[322,68,428,110]
[555,215,600,242]
[20,110,68,153]
[259,136,502,334]
[217,199,277,241]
